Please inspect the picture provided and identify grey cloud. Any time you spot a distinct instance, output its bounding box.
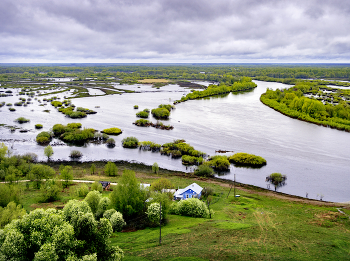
[1,0,350,62]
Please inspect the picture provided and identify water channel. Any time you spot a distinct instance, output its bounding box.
[0,81,349,202]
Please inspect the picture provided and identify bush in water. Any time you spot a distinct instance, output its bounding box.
[122,136,139,148]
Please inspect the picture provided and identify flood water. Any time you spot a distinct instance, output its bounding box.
[0,81,349,202]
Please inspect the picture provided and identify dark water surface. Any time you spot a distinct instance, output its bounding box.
[0,81,349,202]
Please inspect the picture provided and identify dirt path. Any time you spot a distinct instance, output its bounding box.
[196,178,349,207]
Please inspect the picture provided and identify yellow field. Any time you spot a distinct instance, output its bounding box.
[138,79,169,83]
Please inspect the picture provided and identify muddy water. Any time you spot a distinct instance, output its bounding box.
[0,81,349,202]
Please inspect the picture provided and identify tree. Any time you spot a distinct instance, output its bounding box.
[0,201,26,228]
[109,170,148,220]
[27,164,55,189]
[104,161,118,176]
[44,145,53,161]
[0,207,123,260]
[194,164,214,177]
[151,178,173,192]
[152,162,159,174]
[84,190,102,215]
[266,173,287,191]
[61,165,73,188]
[0,142,8,159]
[90,163,96,175]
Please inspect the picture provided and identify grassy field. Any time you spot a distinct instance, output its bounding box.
[138,79,169,83]
[13,161,350,260]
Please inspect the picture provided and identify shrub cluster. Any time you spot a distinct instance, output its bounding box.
[122,136,139,148]
[102,127,122,135]
[139,141,161,151]
[136,109,149,118]
[15,117,30,123]
[36,131,52,145]
[35,124,43,129]
[161,140,205,160]
[194,164,214,177]
[207,155,230,170]
[52,123,94,144]
[181,155,203,165]
[169,198,209,218]
[134,119,151,126]
[228,152,267,167]
[69,150,83,159]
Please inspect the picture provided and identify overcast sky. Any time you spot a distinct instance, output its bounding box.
[1,0,350,63]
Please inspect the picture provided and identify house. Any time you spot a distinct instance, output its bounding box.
[173,183,203,200]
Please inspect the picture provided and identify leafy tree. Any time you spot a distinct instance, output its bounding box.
[44,145,54,160]
[121,136,139,148]
[27,164,55,189]
[90,163,96,175]
[84,190,102,215]
[104,161,118,176]
[109,170,148,220]
[91,181,103,192]
[61,165,73,188]
[0,201,26,228]
[152,162,159,174]
[0,142,8,159]
[266,173,287,191]
[0,207,123,260]
[40,179,61,202]
[194,164,214,177]
[151,178,173,192]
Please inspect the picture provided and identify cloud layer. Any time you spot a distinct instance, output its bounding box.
[1,0,350,62]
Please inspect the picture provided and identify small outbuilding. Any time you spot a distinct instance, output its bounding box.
[99,181,111,190]
[173,183,203,200]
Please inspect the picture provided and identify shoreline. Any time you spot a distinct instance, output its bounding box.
[39,159,348,206]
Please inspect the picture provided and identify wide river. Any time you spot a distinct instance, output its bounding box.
[0,81,349,202]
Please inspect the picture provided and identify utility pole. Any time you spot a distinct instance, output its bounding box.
[234,174,236,198]
[159,202,162,245]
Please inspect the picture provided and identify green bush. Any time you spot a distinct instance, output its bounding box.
[91,181,103,192]
[146,203,162,224]
[109,211,126,232]
[52,124,66,136]
[208,155,230,170]
[134,105,138,109]
[228,152,267,167]
[151,107,170,119]
[134,119,151,126]
[15,117,30,123]
[84,190,102,214]
[0,207,123,260]
[0,201,26,228]
[103,209,117,220]
[66,122,82,129]
[36,131,52,145]
[182,155,203,165]
[136,110,149,118]
[194,164,214,177]
[152,162,159,174]
[40,179,61,202]
[102,127,122,135]
[122,136,139,148]
[35,124,43,129]
[105,161,118,176]
[77,184,89,197]
[106,138,116,147]
[170,198,209,218]
[158,104,174,111]
[70,150,82,159]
